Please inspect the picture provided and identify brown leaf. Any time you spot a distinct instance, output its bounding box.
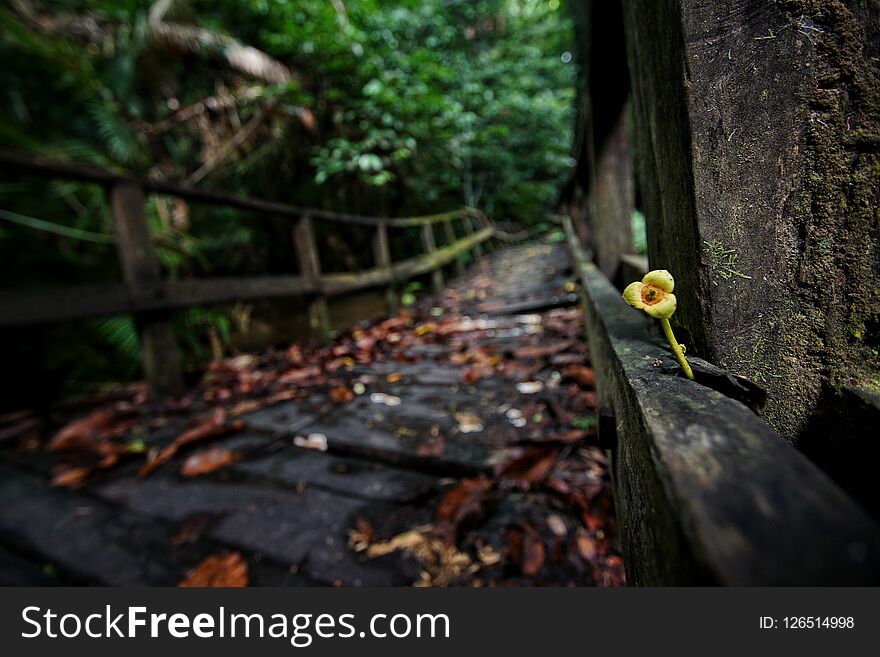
[48,409,137,456]
[140,410,244,477]
[50,453,120,489]
[461,363,494,384]
[543,429,589,443]
[521,526,546,576]
[329,385,354,403]
[179,552,248,587]
[435,478,493,540]
[171,516,214,547]
[180,448,240,477]
[497,446,559,489]
[570,389,599,411]
[506,524,545,577]
[513,340,572,360]
[278,365,322,385]
[563,365,595,389]
[50,466,93,488]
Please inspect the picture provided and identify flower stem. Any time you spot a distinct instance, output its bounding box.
[660,317,694,380]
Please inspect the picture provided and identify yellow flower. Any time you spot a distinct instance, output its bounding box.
[621,269,693,380]
[622,269,677,319]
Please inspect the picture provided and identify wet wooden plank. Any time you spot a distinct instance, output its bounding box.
[623,0,880,446]
[0,466,181,585]
[564,218,880,585]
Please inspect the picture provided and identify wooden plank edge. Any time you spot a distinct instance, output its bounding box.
[0,276,313,326]
[321,227,494,295]
[562,217,880,585]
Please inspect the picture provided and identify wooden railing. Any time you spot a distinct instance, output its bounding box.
[0,150,511,396]
[559,215,880,585]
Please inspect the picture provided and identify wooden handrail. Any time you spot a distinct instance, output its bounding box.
[0,150,474,228]
[561,215,880,585]
[0,150,502,395]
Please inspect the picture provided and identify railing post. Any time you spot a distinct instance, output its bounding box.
[443,218,465,277]
[109,181,184,398]
[293,213,331,340]
[372,221,398,315]
[420,222,444,298]
[466,214,484,257]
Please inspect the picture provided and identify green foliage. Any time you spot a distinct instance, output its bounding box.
[0,0,575,394]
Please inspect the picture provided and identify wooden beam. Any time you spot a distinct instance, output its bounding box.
[0,276,313,327]
[591,106,634,283]
[420,223,444,298]
[109,182,184,397]
[442,218,465,277]
[293,214,331,340]
[623,0,880,445]
[563,217,880,585]
[372,222,397,315]
[322,228,493,296]
[465,215,484,257]
[0,149,469,228]
[0,227,492,327]
[619,253,648,284]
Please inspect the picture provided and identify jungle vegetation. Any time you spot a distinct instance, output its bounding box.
[0,0,577,402]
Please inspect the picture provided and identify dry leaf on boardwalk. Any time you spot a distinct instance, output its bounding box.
[180,447,240,477]
[140,410,244,477]
[497,446,559,490]
[435,478,493,540]
[179,552,248,587]
[562,365,595,389]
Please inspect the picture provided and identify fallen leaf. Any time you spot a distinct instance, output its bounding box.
[461,364,493,384]
[521,526,545,576]
[279,365,322,385]
[50,453,120,488]
[180,448,240,477]
[171,515,215,547]
[140,410,244,477]
[435,478,493,540]
[563,365,595,389]
[513,341,572,360]
[50,466,93,488]
[506,523,545,577]
[48,409,137,456]
[497,446,559,489]
[179,552,248,587]
[329,385,354,403]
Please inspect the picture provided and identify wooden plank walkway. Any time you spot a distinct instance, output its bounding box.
[0,240,624,586]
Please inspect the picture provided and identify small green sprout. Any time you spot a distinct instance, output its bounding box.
[622,270,694,380]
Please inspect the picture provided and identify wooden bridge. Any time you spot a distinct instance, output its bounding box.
[1,147,879,586]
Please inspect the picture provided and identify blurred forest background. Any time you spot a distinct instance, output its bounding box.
[0,0,579,405]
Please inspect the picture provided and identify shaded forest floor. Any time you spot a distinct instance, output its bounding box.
[0,240,624,586]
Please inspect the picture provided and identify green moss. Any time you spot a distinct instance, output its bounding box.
[766,0,880,440]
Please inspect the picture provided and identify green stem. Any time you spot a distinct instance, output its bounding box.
[660,317,694,380]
